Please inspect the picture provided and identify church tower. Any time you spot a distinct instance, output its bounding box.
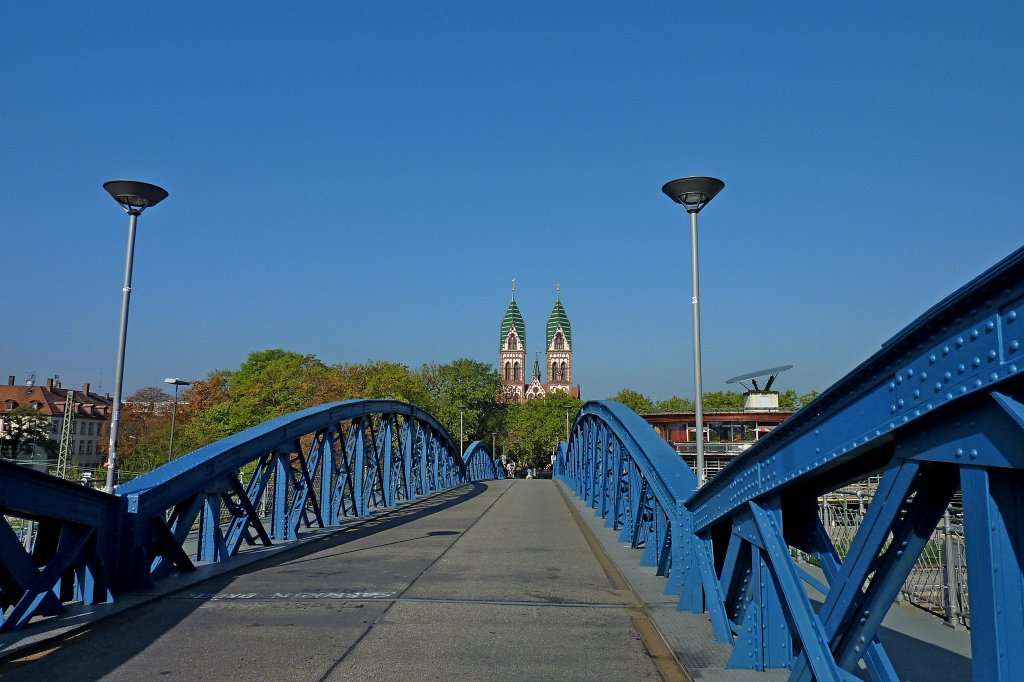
[545,285,576,396]
[499,281,527,402]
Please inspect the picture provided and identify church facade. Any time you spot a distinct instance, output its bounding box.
[499,285,580,403]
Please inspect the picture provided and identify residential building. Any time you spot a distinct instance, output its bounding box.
[0,375,113,471]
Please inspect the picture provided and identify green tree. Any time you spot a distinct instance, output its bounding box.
[608,388,654,413]
[702,391,745,410]
[504,392,582,467]
[653,396,695,412]
[420,359,505,448]
[0,405,55,460]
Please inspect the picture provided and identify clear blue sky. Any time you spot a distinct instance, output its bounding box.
[2,2,1022,402]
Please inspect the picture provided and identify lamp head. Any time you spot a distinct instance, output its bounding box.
[104,180,168,215]
[661,176,725,214]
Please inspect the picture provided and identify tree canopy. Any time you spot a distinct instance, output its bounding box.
[0,405,54,461]
[504,391,581,467]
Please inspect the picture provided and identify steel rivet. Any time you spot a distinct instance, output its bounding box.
[943,345,950,355]
[989,350,998,360]
[971,330,979,339]
[958,364,966,374]
[913,389,920,398]
[956,337,964,347]
[987,321,996,331]
[934,382,942,391]
[921,371,928,381]
[929,354,937,364]
[955,448,963,458]
[973,357,981,367]
[970,449,978,459]
[907,368,915,377]
[1011,341,1020,352]
[1010,311,1018,321]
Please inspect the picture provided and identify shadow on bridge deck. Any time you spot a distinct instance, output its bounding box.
[1,479,973,681]
[0,480,670,681]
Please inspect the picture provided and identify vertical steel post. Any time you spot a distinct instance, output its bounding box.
[942,508,961,628]
[105,211,138,492]
[690,210,706,486]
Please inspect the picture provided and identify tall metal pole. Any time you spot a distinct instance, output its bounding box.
[491,432,496,457]
[690,210,706,486]
[459,409,464,456]
[565,409,570,441]
[105,211,138,492]
[168,383,180,463]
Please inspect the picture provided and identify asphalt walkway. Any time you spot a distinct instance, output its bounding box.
[0,479,974,681]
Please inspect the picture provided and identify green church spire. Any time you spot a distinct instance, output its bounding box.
[500,279,526,345]
[546,286,572,348]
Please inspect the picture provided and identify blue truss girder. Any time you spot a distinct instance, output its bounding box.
[556,245,1024,680]
[2,400,503,633]
[0,461,119,632]
[555,401,700,608]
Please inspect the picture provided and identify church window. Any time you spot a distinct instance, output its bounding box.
[554,333,564,350]
[561,361,568,381]
[514,362,520,381]
[505,362,511,381]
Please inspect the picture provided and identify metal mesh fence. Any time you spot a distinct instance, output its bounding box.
[814,488,969,629]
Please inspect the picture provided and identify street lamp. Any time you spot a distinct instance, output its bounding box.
[565,408,571,442]
[662,176,724,487]
[490,432,497,458]
[164,377,190,463]
[102,180,168,492]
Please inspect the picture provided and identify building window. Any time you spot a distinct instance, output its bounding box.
[78,441,84,453]
[4,400,14,410]
[87,441,92,453]
[88,422,94,435]
[561,361,567,381]
[505,362,511,381]
[514,362,520,381]
[554,333,564,350]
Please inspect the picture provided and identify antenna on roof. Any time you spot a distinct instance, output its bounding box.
[726,365,794,411]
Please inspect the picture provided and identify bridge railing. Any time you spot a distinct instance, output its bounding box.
[558,244,1024,681]
[1,399,502,633]
[555,400,701,605]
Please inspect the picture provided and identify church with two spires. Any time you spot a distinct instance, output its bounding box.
[499,284,580,403]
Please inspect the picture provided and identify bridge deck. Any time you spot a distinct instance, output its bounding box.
[0,480,972,681]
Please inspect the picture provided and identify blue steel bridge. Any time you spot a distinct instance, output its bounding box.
[3,246,1024,681]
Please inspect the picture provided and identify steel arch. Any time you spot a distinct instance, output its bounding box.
[558,245,1024,681]
[0,400,501,633]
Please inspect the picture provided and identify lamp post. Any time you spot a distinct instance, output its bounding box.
[565,408,571,442]
[490,432,497,458]
[662,176,724,487]
[164,377,190,463]
[458,407,464,456]
[102,180,168,492]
